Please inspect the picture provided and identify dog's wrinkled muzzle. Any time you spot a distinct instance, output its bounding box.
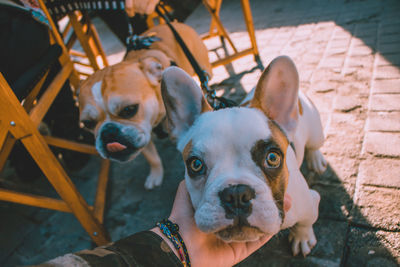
[218,184,255,223]
[97,122,145,161]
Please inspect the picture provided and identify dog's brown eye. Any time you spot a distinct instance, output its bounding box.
[119,104,139,119]
[265,151,281,168]
[191,158,203,172]
[186,156,206,176]
[81,119,96,130]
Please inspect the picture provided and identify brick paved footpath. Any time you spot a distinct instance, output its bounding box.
[0,0,399,266]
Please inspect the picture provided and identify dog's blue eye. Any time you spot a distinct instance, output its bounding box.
[119,104,139,119]
[187,156,206,176]
[265,151,281,168]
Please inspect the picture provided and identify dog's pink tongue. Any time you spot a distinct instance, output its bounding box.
[106,142,127,153]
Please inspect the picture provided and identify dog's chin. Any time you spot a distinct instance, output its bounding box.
[215,225,266,242]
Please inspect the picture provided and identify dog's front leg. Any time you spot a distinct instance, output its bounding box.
[288,189,320,257]
[141,141,163,190]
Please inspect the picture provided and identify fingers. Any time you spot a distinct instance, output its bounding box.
[127,0,159,15]
[125,0,135,17]
[169,180,194,221]
[135,0,147,14]
[146,0,160,15]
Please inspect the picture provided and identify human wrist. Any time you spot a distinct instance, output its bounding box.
[154,219,192,266]
[150,227,180,259]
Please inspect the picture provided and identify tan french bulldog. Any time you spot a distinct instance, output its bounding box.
[78,22,211,189]
[161,56,327,256]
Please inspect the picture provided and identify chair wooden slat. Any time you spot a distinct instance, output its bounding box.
[0,188,71,212]
[44,136,98,155]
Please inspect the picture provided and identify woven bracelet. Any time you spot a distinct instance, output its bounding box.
[156,219,191,267]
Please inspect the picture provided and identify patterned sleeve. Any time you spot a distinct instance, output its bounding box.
[38,231,182,267]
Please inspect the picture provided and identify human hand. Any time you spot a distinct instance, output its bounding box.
[153,180,292,267]
[125,0,160,17]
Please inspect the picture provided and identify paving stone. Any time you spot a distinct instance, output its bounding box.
[369,94,400,111]
[377,53,400,67]
[363,132,400,157]
[306,90,335,115]
[319,155,359,185]
[326,47,348,57]
[345,227,400,266]
[3,211,92,267]
[324,129,363,159]
[311,68,343,83]
[343,67,373,82]
[351,37,376,47]
[334,95,362,112]
[330,38,351,49]
[375,65,400,79]
[320,56,345,69]
[358,157,400,188]
[311,183,354,221]
[379,43,400,55]
[366,111,400,132]
[356,24,378,38]
[312,81,338,93]
[237,220,347,267]
[352,185,400,231]
[380,23,400,35]
[371,79,400,94]
[347,55,374,68]
[0,206,38,263]
[379,33,400,45]
[350,45,375,56]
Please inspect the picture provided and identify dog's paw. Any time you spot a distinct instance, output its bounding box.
[144,172,163,190]
[306,149,327,174]
[288,225,317,257]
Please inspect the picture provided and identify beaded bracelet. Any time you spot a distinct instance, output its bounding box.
[156,219,191,267]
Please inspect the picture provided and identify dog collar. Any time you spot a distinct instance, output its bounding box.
[126,34,161,52]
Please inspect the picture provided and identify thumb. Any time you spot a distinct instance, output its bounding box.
[169,180,195,221]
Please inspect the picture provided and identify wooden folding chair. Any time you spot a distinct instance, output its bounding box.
[0,0,110,246]
[202,0,260,68]
[61,10,109,78]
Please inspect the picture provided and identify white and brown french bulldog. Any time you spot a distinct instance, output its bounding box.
[78,22,211,189]
[161,56,327,256]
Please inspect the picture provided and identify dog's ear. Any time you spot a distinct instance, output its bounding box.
[250,56,299,137]
[140,57,165,86]
[161,66,212,141]
[139,51,172,86]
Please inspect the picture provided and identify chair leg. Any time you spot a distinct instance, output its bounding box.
[0,74,110,246]
[240,0,259,58]
[85,14,109,68]
[68,12,101,71]
[208,0,223,36]
[203,0,238,53]
[94,159,110,223]
[20,128,110,245]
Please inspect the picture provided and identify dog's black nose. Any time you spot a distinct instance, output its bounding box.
[218,184,255,219]
[100,123,120,142]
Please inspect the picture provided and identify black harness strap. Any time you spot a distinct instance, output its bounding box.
[155,5,208,85]
[155,3,237,110]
